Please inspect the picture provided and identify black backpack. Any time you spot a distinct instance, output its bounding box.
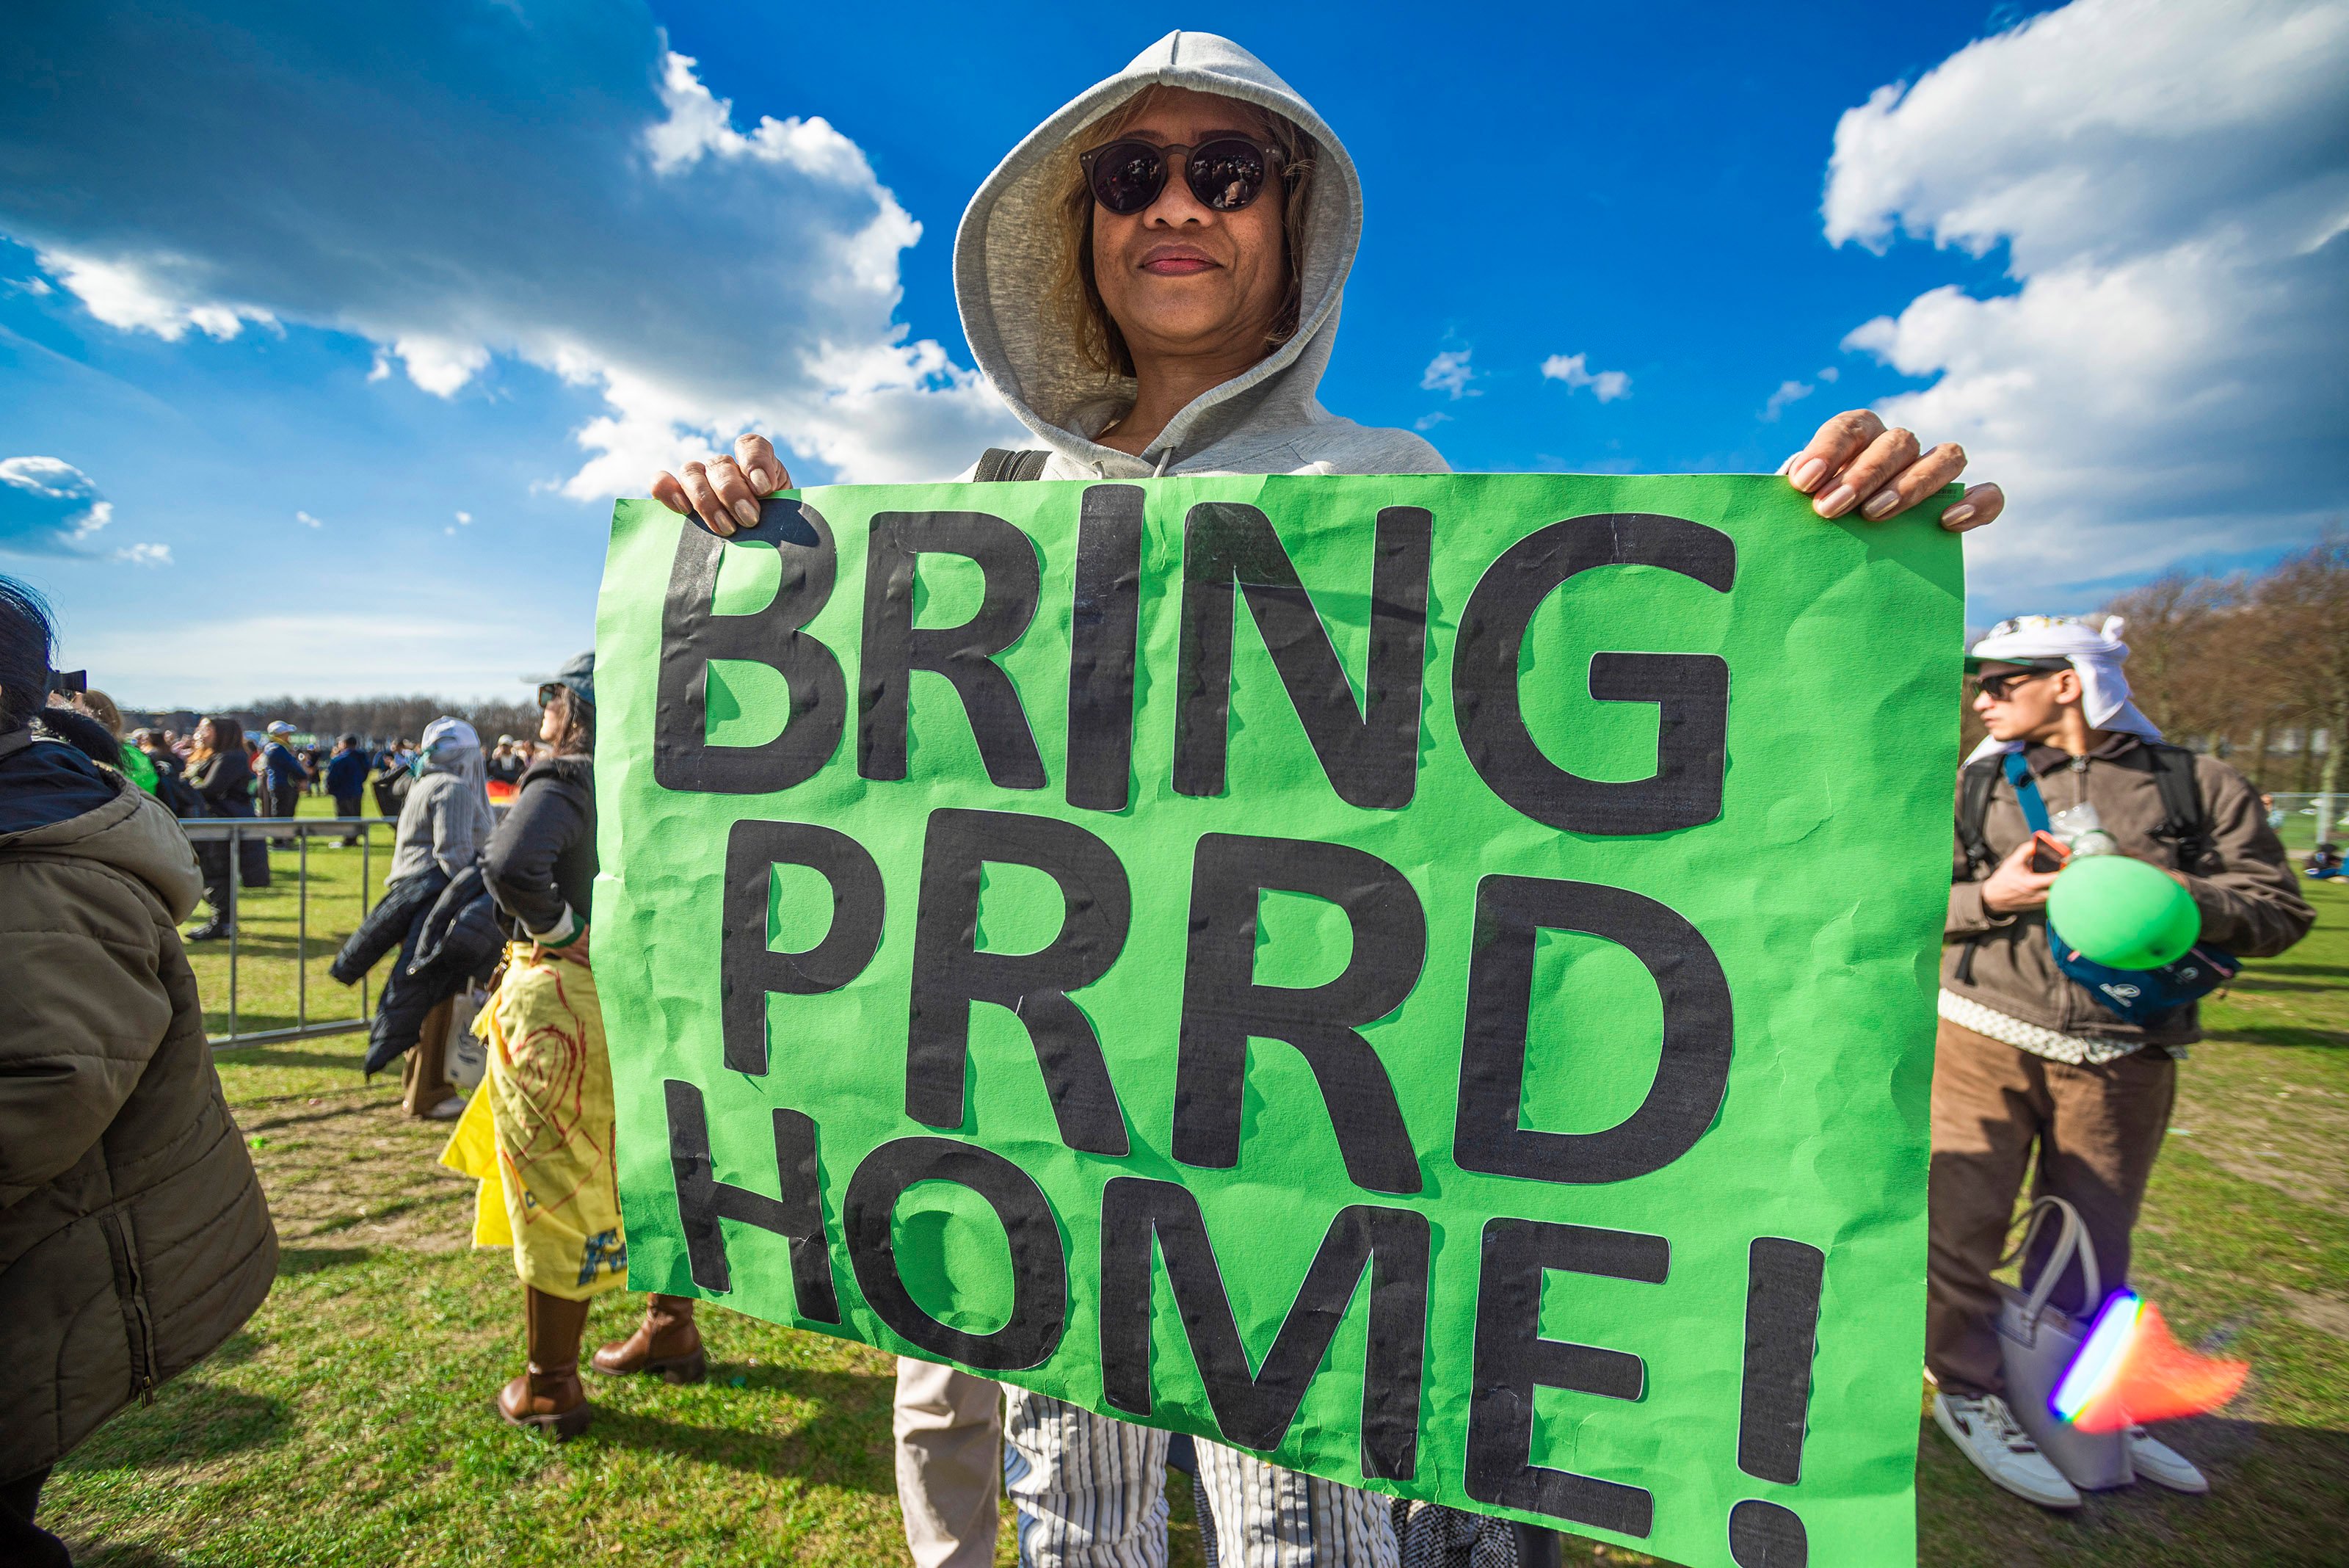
[973,448,1053,482]
[1956,741,2215,877]
[1950,741,2217,995]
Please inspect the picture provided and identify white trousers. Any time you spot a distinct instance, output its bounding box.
[894,1357,1400,1568]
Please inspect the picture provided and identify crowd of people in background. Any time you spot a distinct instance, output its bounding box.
[29,700,570,942]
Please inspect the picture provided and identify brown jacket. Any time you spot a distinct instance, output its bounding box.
[0,730,277,1483]
[1943,733,2312,1047]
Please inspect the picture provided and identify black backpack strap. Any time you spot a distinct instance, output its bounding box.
[2143,744,2213,872]
[973,448,1051,482]
[1956,756,2003,874]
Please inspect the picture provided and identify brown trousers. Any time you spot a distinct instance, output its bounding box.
[400,996,455,1117]
[1925,1018,2176,1398]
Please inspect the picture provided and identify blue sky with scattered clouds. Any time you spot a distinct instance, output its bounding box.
[1,0,2341,704]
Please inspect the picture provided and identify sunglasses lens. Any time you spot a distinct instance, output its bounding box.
[1188,139,1268,210]
[1089,140,1165,214]
[537,683,562,708]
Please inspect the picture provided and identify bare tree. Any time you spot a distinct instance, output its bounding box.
[2098,573,2237,744]
[2254,530,2349,825]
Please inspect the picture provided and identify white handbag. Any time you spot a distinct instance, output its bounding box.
[444,984,490,1093]
[1994,1196,2132,1489]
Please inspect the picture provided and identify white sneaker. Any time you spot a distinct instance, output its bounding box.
[2127,1427,2209,1493]
[1934,1393,2084,1509]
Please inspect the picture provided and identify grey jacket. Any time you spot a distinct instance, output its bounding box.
[385,767,492,885]
[954,30,1447,482]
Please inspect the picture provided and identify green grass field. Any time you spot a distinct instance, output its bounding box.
[42,810,2349,1567]
[172,795,398,1042]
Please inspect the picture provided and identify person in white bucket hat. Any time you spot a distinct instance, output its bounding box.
[1932,615,2311,1508]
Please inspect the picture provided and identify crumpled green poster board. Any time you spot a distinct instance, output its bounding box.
[590,473,1961,1568]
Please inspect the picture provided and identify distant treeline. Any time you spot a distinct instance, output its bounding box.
[1961,528,2349,794]
[123,694,541,746]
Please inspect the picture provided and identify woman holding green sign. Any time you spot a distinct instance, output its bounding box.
[649,29,2007,1568]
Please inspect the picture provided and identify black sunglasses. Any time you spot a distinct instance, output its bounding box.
[1973,669,2058,700]
[1078,136,1286,217]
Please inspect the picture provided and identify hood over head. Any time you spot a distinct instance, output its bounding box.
[956,31,1437,479]
[0,730,203,919]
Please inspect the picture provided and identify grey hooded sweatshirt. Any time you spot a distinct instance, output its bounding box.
[955,30,1448,481]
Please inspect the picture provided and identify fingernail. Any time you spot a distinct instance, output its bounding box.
[1941,503,1976,529]
[661,496,686,514]
[1862,487,1901,520]
[750,469,774,493]
[1813,484,1855,518]
[732,498,759,525]
[1789,457,1826,492]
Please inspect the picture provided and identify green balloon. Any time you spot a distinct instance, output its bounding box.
[2047,854,2201,970]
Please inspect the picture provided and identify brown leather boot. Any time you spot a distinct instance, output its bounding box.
[590,1293,706,1384]
[496,1286,594,1440]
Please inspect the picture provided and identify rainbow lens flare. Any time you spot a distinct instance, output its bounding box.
[2052,1291,2249,1433]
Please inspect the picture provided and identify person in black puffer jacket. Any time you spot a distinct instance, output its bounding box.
[181,716,267,938]
[456,653,708,1441]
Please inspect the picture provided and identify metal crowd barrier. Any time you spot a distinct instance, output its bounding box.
[179,816,397,1050]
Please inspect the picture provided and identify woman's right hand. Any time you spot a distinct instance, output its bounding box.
[650,434,791,537]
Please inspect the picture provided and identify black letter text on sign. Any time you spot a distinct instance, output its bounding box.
[908,809,1133,1156]
[722,820,886,1075]
[1098,1177,1429,1480]
[1467,1217,1669,1538]
[1176,833,1426,1194]
[1452,514,1733,834]
[1066,484,1147,812]
[861,511,1047,789]
[656,500,847,794]
[1453,875,1735,1185]
[844,1136,1068,1371]
[664,1078,839,1321]
[1174,501,1431,808]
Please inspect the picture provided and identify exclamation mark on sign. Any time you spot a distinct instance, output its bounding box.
[1728,1236,1826,1568]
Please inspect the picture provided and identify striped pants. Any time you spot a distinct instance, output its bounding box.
[896,1357,1399,1568]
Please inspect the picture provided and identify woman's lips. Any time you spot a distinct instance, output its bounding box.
[1141,254,1216,275]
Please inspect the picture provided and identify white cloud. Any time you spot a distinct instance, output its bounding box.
[1414,410,1453,432]
[454,510,471,525]
[0,4,1020,493]
[1420,349,1475,399]
[1823,0,2349,600]
[1762,379,1815,421]
[0,456,112,555]
[1539,352,1630,402]
[296,510,322,529]
[0,455,169,566]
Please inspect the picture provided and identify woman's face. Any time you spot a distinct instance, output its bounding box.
[539,689,566,747]
[1088,88,1288,371]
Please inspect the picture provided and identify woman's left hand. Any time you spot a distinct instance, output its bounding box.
[1782,410,2003,533]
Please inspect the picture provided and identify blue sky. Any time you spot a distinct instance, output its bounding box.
[2,0,2341,705]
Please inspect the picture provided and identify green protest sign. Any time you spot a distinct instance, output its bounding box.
[590,473,1961,1567]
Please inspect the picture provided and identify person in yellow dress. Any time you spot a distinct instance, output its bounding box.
[441,652,706,1439]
